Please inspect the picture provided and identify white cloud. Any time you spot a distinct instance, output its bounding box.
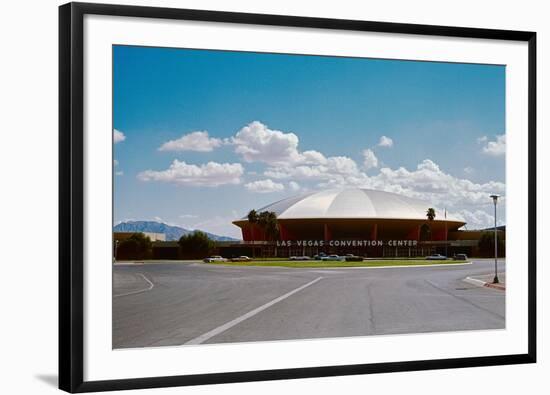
[362,149,378,170]
[378,135,393,147]
[325,156,359,174]
[477,136,488,144]
[229,122,336,167]
[230,121,302,166]
[301,150,327,165]
[229,122,365,177]
[229,122,380,185]
[158,131,223,152]
[244,179,285,193]
[463,166,474,174]
[114,129,126,144]
[366,159,505,207]
[288,181,301,192]
[482,134,506,156]
[137,160,244,187]
[265,155,361,182]
[453,209,504,229]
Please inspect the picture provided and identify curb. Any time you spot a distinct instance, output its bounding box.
[203,261,473,270]
[114,261,145,266]
[305,261,474,270]
[463,276,505,291]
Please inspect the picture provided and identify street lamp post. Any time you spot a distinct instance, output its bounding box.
[490,195,499,284]
[444,208,448,258]
[114,239,119,263]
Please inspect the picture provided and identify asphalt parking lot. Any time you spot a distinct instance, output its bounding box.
[113,259,505,349]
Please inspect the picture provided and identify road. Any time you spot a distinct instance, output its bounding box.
[113,260,505,349]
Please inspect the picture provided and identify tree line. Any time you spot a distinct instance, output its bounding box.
[114,231,217,260]
[114,210,280,260]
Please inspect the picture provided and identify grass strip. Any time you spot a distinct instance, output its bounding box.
[205,259,463,268]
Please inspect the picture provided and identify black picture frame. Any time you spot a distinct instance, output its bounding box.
[59,2,537,393]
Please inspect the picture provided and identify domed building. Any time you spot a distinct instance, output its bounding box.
[227,188,491,258]
[235,188,463,241]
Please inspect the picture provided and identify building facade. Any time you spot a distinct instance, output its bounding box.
[227,188,503,258]
[114,232,166,242]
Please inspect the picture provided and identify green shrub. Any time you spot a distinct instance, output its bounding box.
[178,231,215,258]
[116,233,152,260]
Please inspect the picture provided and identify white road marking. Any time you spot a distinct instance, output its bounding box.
[463,276,505,291]
[113,273,154,298]
[463,277,488,288]
[185,276,323,345]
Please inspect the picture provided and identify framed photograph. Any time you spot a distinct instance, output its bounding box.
[59,2,536,392]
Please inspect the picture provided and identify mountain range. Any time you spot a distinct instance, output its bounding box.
[113,221,239,241]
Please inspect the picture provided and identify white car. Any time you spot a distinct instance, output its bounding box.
[321,254,345,261]
[203,255,228,263]
[289,256,311,261]
[231,256,251,262]
[426,254,447,261]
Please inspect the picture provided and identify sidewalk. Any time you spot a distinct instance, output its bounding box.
[464,272,506,291]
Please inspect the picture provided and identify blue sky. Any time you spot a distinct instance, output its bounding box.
[113,45,506,238]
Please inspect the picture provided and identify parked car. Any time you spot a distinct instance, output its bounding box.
[313,253,327,260]
[203,255,228,263]
[321,254,345,261]
[344,254,363,262]
[231,256,251,262]
[426,254,447,261]
[453,253,468,261]
[289,256,311,261]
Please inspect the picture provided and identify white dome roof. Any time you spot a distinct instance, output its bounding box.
[249,188,462,222]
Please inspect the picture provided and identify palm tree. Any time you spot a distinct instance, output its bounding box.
[247,209,259,241]
[257,210,268,228]
[265,211,279,241]
[247,209,259,258]
[426,207,436,221]
[258,211,279,257]
[426,208,436,245]
[258,211,279,241]
[247,209,258,223]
